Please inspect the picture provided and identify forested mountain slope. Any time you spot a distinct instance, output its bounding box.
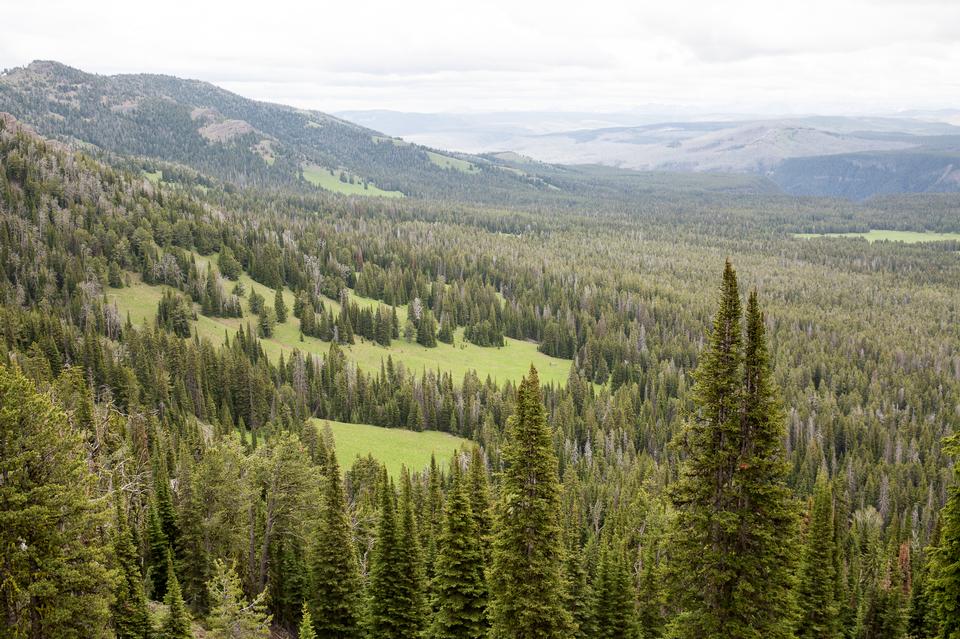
[2,110,960,638]
[0,60,560,201]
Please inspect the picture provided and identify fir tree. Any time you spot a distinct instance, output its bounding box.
[668,263,799,639]
[160,554,193,639]
[592,540,641,639]
[367,471,402,637]
[417,310,438,347]
[797,474,840,639]
[467,447,493,565]
[367,468,427,638]
[147,499,171,600]
[206,559,272,639]
[489,366,573,638]
[112,497,153,639]
[907,548,937,639]
[274,288,288,323]
[931,434,960,639]
[396,470,428,635]
[431,460,488,639]
[0,365,114,637]
[307,449,363,638]
[299,603,317,639]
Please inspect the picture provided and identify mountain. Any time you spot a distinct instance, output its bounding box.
[341,110,960,198]
[0,61,558,201]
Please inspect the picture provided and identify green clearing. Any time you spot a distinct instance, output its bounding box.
[108,254,572,387]
[426,151,479,173]
[143,170,162,184]
[372,135,409,147]
[315,418,470,477]
[301,164,403,198]
[795,230,960,243]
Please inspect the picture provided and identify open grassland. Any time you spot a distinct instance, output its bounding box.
[795,230,960,243]
[426,151,479,173]
[108,255,573,387]
[301,164,403,198]
[315,419,470,477]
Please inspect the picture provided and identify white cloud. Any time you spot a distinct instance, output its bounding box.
[1,0,957,114]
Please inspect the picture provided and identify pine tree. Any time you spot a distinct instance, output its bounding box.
[431,460,488,639]
[931,434,960,639]
[298,603,317,639]
[592,540,641,639]
[489,365,573,638]
[112,498,153,639]
[668,263,799,639]
[206,559,272,639]
[160,553,193,639]
[274,288,288,323]
[307,449,363,638]
[797,474,840,639]
[396,471,428,635]
[147,499,171,600]
[907,548,937,639]
[0,365,114,638]
[467,447,493,565]
[738,289,800,633]
[367,471,402,637]
[563,543,594,638]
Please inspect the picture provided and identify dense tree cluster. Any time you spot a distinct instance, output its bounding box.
[1,112,959,639]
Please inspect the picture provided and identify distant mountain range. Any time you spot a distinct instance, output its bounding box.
[340,110,960,199]
[2,61,958,201]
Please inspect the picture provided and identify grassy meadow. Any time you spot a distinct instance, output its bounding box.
[315,419,470,477]
[795,229,960,243]
[106,254,573,387]
[301,163,403,197]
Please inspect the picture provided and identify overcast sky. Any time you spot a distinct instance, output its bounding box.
[2,0,958,115]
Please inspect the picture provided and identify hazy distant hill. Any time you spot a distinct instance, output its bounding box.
[343,110,960,198]
[0,61,557,201]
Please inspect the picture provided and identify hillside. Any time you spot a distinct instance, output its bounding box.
[0,61,556,201]
[345,110,960,198]
[770,148,960,199]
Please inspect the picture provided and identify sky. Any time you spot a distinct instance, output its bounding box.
[2,0,959,115]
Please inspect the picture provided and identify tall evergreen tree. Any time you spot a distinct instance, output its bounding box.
[592,540,641,639]
[160,554,193,639]
[931,434,960,639]
[396,470,428,635]
[307,450,363,638]
[797,474,840,639]
[147,499,171,600]
[274,288,288,323]
[0,365,114,638]
[467,447,493,565]
[112,498,153,639]
[668,263,799,639]
[368,468,427,638]
[367,471,402,637]
[431,460,487,639]
[489,366,573,639]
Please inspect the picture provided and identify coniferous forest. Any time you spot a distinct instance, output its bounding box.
[1,62,960,639]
